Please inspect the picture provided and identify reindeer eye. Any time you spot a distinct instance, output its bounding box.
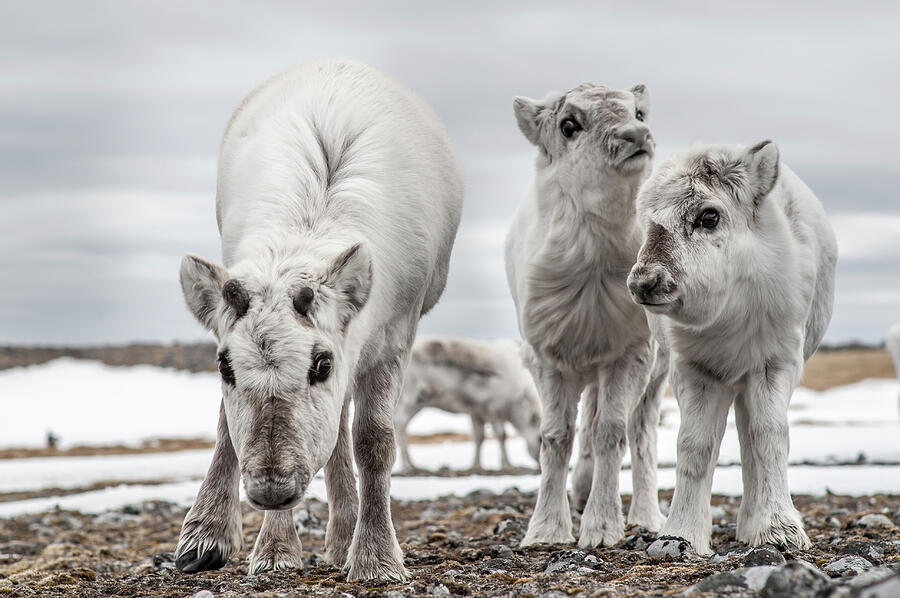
[698,209,720,230]
[218,350,236,386]
[560,117,581,138]
[636,109,645,122]
[309,352,333,385]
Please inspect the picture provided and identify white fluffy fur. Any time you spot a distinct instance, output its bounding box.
[628,141,838,555]
[176,59,463,581]
[393,337,542,472]
[505,83,666,548]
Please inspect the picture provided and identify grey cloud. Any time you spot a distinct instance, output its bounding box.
[0,1,898,344]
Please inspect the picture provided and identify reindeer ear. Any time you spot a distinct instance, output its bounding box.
[743,140,780,203]
[630,84,649,116]
[324,243,372,324]
[180,254,229,332]
[513,91,562,152]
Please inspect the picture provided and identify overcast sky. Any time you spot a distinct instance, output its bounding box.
[1,1,899,346]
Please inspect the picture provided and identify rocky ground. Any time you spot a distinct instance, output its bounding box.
[0,489,897,597]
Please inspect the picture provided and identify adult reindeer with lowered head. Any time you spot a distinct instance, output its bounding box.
[175,59,463,581]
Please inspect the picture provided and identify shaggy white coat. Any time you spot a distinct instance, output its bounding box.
[505,83,667,548]
[176,59,463,581]
[628,141,838,555]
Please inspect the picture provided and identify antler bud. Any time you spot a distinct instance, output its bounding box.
[221,279,250,318]
[293,286,315,316]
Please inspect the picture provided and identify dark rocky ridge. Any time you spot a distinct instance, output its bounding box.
[0,343,217,373]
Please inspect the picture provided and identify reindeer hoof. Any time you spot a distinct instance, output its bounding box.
[176,547,229,573]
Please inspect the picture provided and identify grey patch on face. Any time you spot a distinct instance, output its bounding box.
[641,223,680,272]
[222,279,250,318]
[244,396,304,480]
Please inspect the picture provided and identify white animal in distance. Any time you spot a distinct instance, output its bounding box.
[394,337,542,472]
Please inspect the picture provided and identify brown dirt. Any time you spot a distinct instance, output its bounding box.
[0,489,897,597]
[800,348,897,391]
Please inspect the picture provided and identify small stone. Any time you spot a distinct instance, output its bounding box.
[491,544,513,559]
[478,558,511,573]
[840,542,885,564]
[832,567,900,598]
[623,530,656,551]
[494,517,527,536]
[828,517,842,528]
[543,549,596,574]
[427,583,450,597]
[151,552,176,570]
[694,566,777,593]
[420,506,442,520]
[710,504,727,520]
[192,591,214,598]
[472,507,498,523]
[646,535,692,558]
[856,514,894,529]
[121,504,141,515]
[712,522,738,540]
[94,511,141,525]
[761,560,830,598]
[824,555,874,577]
[384,592,405,598]
[744,544,786,567]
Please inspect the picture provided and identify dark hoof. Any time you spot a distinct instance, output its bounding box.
[176,547,228,573]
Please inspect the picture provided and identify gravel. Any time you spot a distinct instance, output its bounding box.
[0,491,898,596]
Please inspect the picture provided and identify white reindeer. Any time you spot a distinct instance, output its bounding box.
[887,323,900,378]
[887,323,900,414]
[393,337,542,473]
[627,141,837,555]
[174,59,463,581]
[505,83,667,548]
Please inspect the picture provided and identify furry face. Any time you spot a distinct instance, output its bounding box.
[627,141,780,328]
[180,242,372,510]
[513,83,654,191]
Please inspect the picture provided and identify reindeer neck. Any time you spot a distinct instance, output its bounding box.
[534,167,641,237]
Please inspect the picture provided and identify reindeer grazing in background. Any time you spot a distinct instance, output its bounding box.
[393,337,542,473]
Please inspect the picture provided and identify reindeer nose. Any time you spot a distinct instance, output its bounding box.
[627,264,675,305]
[244,473,300,510]
[616,124,650,146]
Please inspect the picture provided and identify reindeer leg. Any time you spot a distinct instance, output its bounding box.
[580,342,652,548]
[735,360,809,549]
[521,361,582,546]
[248,509,302,573]
[176,400,242,572]
[650,366,732,555]
[345,356,408,581]
[324,397,359,567]
[626,340,667,532]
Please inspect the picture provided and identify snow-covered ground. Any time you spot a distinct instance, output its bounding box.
[0,359,898,517]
